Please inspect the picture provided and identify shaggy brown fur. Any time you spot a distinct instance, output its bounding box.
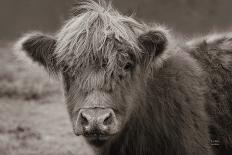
[15,1,232,155]
[187,34,232,154]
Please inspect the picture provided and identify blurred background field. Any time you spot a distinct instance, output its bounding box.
[0,0,232,155]
[1,0,232,41]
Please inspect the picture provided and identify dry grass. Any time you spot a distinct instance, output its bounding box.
[0,43,94,155]
[0,98,94,155]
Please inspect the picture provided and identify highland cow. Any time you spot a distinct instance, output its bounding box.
[15,1,232,155]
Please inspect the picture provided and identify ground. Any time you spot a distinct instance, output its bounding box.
[0,43,94,155]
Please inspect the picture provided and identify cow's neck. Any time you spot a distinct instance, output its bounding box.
[99,113,168,155]
[99,96,183,155]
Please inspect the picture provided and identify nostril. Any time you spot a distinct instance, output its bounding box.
[80,113,89,126]
[103,113,113,126]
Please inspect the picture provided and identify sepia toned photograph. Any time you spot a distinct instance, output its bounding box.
[0,0,232,154]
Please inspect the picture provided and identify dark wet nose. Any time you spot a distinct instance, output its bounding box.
[76,108,119,136]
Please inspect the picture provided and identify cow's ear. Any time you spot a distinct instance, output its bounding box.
[15,32,59,74]
[138,30,167,56]
[138,26,172,69]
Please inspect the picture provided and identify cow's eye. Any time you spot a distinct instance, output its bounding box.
[101,58,108,68]
[124,62,134,71]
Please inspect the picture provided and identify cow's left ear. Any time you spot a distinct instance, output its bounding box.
[138,27,172,69]
[138,30,167,57]
[15,32,59,74]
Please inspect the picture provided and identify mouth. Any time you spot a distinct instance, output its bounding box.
[84,134,112,147]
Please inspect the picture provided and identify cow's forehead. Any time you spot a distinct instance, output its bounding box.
[54,0,144,75]
[63,46,136,78]
[56,30,141,77]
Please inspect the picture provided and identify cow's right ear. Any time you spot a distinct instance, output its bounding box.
[15,32,59,74]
